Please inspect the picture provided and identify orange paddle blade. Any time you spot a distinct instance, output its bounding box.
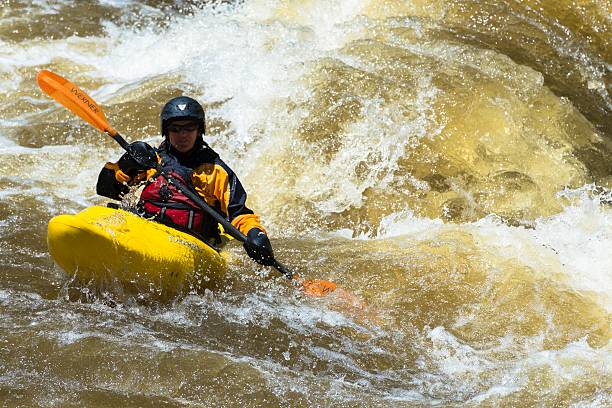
[36,70,118,136]
[299,279,338,297]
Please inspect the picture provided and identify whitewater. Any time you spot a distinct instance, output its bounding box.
[0,0,610,406]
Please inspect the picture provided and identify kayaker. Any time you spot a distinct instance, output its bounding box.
[96,96,275,266]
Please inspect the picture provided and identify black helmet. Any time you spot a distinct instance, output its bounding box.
[160,96,205,137]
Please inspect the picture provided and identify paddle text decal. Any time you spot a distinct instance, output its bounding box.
[71,87,99,113]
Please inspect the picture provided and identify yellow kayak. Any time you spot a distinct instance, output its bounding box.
[47,206,228,299]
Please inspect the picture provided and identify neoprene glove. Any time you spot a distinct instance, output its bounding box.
[118,141,157,175]
[243,228,275,266]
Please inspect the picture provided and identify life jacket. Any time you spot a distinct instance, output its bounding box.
[138,150,219,241]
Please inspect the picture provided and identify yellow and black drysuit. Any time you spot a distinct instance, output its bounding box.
[96,139,265,247]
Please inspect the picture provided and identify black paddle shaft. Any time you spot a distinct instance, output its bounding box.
[116,132,293,280]
[162,170,294,280]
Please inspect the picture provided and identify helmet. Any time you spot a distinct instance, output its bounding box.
[160,96,205,137]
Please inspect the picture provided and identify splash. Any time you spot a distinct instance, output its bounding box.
[0,0,610,406]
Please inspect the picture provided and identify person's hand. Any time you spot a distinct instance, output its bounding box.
[243,228,275,266]
[118,141,157,173]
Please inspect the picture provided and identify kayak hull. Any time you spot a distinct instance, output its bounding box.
[48,206,228,299]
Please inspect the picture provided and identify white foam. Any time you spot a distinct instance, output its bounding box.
[56,330,93,345]
[384,388,428,403]
[0,143,116,207]
[376,209,444,239]
[426,326,495,377]
[366,186,612,311]
[471,337,612,404]
[532,187,612,302]
[0,135,17,148]
[73,0,374,159]
[466,187,612,311]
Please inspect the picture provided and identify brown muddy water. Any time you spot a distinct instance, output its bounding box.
[0,0,611,406]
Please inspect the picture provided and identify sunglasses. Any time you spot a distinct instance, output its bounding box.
[167,123,198,133]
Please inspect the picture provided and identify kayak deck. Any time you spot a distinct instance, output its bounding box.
[48,206,228,299]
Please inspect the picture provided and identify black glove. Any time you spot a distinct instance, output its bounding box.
[118,141,157,175]
[243,228,275,266]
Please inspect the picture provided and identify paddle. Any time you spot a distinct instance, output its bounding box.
[37,69,337,297]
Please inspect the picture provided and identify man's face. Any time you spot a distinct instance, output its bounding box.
[167,119,199,153]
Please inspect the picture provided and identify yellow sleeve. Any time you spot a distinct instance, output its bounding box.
[191,163,265,236]
[232,213,265,235]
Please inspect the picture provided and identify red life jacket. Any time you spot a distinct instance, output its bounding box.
[139,152,207,234]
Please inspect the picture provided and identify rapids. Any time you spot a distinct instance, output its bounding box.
[0,0,610,406]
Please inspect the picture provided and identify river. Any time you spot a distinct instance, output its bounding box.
[0,0,610,406]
